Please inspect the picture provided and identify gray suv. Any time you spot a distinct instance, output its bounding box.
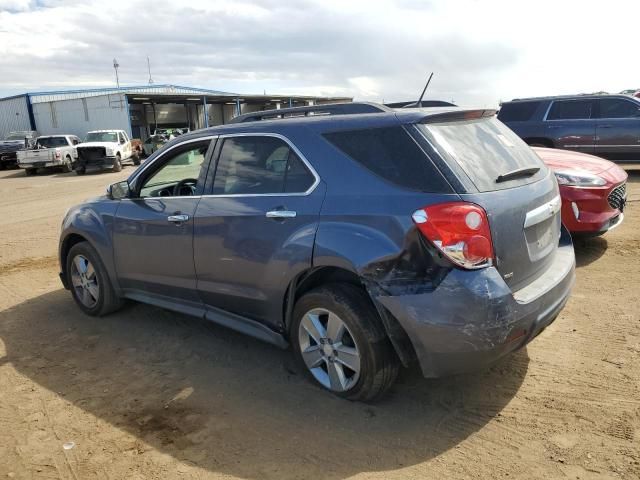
[499,94,640,162]
[58,103,575,401]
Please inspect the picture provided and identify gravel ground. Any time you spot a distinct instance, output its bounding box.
[0,164,638,480]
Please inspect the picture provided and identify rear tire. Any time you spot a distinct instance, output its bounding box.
[291,284,399,401]
[132,151,141,166]
[113,153,122,172]
[66,241,123,316]
[75,166,86,175]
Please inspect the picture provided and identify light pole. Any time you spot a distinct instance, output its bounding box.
[113,58,120,88]
[147,56,154,85]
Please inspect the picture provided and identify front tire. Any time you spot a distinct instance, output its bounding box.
[113,153,122,172]
[25,168,37,176]
[132,151,141,166]
[291,284,399,401]
[61,155,72,173]
[66,241,123,316]
[75,166,86,175]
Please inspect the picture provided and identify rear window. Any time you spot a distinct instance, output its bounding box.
[323,127,451,192]
[497,101,540,122]
[547,100,593,120]
[36,137,68,148]
[417,117,546,192]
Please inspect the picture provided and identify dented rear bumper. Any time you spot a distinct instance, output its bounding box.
[375,236,575,378]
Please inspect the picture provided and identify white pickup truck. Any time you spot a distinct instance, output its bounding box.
[17,135,81,175]
[75,130,140,175]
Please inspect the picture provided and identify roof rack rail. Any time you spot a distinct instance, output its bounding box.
[229,102,390,123]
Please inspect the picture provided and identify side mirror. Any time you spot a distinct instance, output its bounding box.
[107,180,131,200]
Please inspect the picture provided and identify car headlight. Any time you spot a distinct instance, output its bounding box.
[106,148,115,156]
[554,170,606,187]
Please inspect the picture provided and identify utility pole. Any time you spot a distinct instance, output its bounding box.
[147,56,154,85]
[113,58,120,88]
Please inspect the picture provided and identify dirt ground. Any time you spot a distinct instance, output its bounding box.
[0,164,638,480]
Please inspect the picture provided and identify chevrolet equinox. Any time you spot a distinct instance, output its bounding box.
[58,102,575,401]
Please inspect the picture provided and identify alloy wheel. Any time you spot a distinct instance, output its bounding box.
[70,254,99,308]
[298,307,361,392]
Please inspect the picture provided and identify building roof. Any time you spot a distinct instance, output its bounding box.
[20,84,238,104]
[1,84,352,105]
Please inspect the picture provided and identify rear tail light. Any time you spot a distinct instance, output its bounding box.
[412,202,494,269]
[55,150,61,160]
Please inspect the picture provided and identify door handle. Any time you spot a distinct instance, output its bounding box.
[168,214,189,223]
[599,124,613,128]
[266,210,297,219]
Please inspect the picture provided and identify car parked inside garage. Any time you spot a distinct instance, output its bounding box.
[533,147,627,236]
[498,94,640,162]
[59,103,575,401]
[142,134,168,157]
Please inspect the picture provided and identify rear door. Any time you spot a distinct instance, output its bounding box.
[193,133,324,329]
[113,137,214,308]
[544,99,596,153]
[595,97,640,161]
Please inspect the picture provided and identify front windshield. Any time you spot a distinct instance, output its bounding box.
[85,132,117,143]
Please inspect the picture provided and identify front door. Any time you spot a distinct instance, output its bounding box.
[544,99,596,154]
[193,134,324,329]
[595,97,640,161]
[113,138,214,308]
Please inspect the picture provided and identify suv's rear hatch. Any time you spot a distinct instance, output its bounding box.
[415,113,561,291]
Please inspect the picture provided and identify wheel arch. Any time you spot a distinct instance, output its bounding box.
[59,203,121,294]
[59,232,90,287]
[284,265,418,368]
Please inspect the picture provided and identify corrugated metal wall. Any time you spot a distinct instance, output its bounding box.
[0,96,32,138]
[32,93,130,138]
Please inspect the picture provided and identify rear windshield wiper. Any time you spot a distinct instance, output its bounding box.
[495,166,540,183]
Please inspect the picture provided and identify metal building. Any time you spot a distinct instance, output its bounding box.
[0,95,34,136]
[0,84,351,140]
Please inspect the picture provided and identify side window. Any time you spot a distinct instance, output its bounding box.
[323,127,451,193]
[212,136,315,195]
[497,101,540,122]
[547,100,593,120]
[139,141,210,198]
[598,99,640,119]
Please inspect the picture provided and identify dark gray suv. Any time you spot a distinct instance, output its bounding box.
[59,103,575,401]
[499,94,640,162]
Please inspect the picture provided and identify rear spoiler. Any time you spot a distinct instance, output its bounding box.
[420,109,497,124]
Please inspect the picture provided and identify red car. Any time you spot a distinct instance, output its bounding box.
[533,147,627,236]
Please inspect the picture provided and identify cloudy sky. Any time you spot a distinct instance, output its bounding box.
[0,0,637,107]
